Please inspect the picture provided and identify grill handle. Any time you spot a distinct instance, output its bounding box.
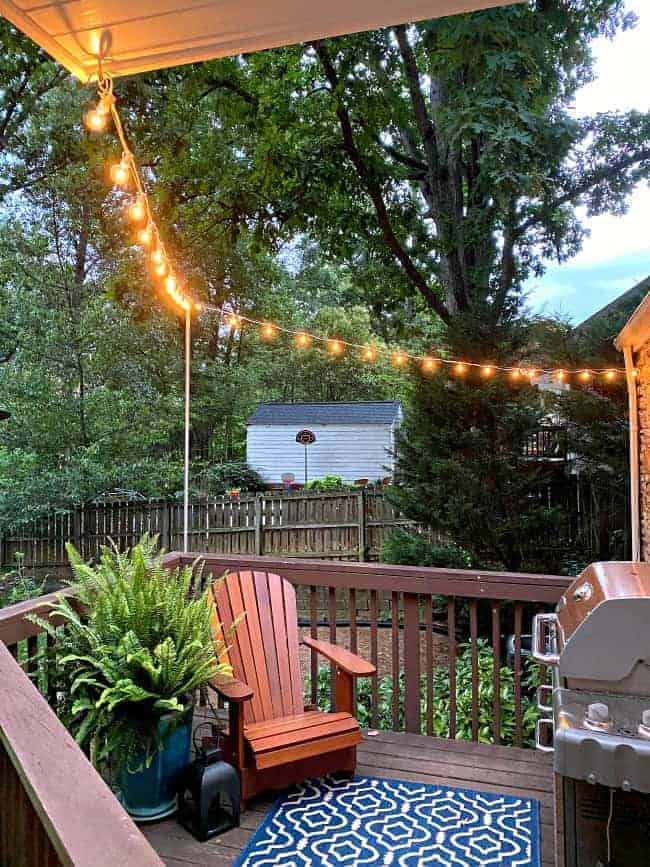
[531,612,559,666]
[537,684,553,714]
[535,718,554,753]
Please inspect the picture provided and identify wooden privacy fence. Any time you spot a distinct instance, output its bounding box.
[1,490,427,569]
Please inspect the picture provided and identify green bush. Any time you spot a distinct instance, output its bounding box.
[0,552,45,608]
[380,528,472,569]
[309,639,539,746]
[304,474,348,491]
[202,461,265,495]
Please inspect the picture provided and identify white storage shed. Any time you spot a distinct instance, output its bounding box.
[246,401,403,485]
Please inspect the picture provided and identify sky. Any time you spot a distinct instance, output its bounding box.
[526,0,649,324]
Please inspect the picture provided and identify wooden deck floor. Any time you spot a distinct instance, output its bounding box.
[143,729,554,866]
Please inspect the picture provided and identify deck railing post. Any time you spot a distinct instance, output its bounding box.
[403,592,421,733]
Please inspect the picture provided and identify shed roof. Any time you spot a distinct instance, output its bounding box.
[248,401,402,426]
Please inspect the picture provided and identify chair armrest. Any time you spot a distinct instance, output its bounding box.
[208,675,254,703]
[302,637,376,677]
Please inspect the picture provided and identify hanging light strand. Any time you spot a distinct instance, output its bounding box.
[192,303,627,382]
[84,73,627,381]
[86,71,192,312]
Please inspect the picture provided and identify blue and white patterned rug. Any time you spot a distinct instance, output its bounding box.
[235,775,540,867]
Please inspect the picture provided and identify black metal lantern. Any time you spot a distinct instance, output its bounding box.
[177,737,240,841]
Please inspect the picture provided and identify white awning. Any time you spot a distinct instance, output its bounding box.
[1,0,520,80]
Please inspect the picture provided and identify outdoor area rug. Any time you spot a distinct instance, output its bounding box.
[234,774,540,867]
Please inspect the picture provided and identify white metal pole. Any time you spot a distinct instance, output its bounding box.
[183,307,191,553]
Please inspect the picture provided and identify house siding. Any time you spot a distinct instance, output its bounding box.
[246,423,396,484]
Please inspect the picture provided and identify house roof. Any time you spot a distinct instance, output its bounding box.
[615,282,650,353]
[0,0,522,81]
[576,276,650,340]
[248,401,403,426]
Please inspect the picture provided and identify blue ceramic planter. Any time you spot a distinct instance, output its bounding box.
[119,710,193,822]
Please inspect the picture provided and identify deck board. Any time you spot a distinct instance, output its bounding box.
[144,729,554,866]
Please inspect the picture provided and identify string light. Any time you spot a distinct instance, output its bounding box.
[361,345,378,362]
[84,70,630,380]
[127,195,147,224]
[295,331,313,349]
[327,339,344,357]
[137,225,153,247]
[110,155,131,186]
[86,71,191,313]
[261,322,278,341]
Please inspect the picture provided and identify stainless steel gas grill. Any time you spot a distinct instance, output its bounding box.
[532,562,650,867]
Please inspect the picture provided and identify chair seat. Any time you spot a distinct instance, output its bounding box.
[244,711,362,770]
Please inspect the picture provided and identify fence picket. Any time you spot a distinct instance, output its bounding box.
[1,491,418,568]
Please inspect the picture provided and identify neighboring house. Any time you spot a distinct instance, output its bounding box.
[246,401,403,486]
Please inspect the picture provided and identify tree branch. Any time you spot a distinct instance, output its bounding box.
[312,39,450,323]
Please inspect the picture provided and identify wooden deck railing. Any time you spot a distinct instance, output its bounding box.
[0,553,571,863]
[0,641,164,866]
[164,553,571,744]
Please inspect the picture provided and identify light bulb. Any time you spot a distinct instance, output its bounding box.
[84,107,106,131]
[127,196,147,224]
[579,370,591,382]
[421,356,438,374]
[227,314,242,330]
[526,368,537,381]
[454,362,466,375]
[137,225,153,247]
[555,370,566,382]
[295,332,312,349]
[110,159,130,186]
[391,351,408,367]
[261,323,278,341]
[151,247,165,266]
[361,346,378,362]
[510,369,521,381]
[605,370,616,382]
[327,339,344,357]
[164,274,177,294]
[481,365,494,377]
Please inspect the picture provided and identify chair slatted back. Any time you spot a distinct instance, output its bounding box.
[211,570,304,724]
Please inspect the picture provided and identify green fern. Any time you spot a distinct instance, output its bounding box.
[29,535,230,773]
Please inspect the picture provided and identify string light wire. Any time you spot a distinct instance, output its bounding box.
[85,73,628,383]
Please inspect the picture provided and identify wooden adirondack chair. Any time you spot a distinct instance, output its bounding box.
[208,570,376,805]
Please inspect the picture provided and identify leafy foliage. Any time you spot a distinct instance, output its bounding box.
[380,528,472,569]
[0,552,45,607]
[304,475,347,491]
[201,462,266,495]
[390,375,565,572]
[311,640,540,745]
[30,536,230,772]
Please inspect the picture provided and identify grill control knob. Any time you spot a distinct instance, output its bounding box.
[587,703,609,723]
